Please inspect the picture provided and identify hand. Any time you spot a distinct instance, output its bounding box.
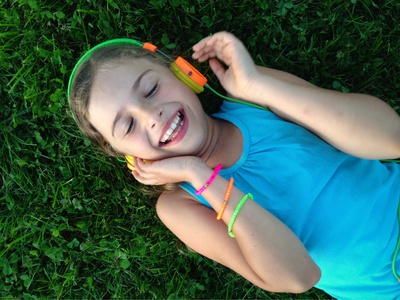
[192,31,258,99]
[131,156,205,186]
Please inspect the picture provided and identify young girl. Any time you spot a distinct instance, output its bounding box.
[68,31,400,299]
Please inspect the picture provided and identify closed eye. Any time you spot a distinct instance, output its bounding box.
[126,118,134,135]
[145,83,159,98]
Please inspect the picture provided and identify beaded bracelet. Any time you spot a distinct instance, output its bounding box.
[216,177,234,220]
[228,193,253,238]
[195,164,223,195]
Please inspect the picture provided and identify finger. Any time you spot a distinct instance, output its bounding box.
[133,171,163,186]
[192,35,213,52]
[192,32,234,60]
[131,170,139,179]
[193,43,233,65]
[193,50,218,63]
[204,32,235,52]
[192,31,230,51]
[200,40,235,67]
[130,168,144,183]
[209,58,226,81]
[133,157,145,173]
[131,167,154,185]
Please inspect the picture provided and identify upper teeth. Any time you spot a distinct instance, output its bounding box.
[160,112,183,143]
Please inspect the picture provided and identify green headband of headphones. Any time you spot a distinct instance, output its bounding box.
[67,37,213,102]
[68,38,163,99]
[67,37,267,110]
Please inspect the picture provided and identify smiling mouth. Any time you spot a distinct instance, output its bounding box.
[159,111,185,146]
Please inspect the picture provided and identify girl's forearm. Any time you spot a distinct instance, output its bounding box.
[246,68,400,159]
[190,164,321,291]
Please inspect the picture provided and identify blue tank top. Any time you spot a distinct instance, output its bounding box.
[180,101,400,299]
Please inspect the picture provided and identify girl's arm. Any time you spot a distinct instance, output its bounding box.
[247,67,400,160]
[193,32,400,160]
[156,163,321,293]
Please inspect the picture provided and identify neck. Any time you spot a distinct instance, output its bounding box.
[199,118,222,166]
[203,118,243,169]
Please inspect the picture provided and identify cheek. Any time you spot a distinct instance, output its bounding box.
[163,75,196,97]
[117,133,149,156]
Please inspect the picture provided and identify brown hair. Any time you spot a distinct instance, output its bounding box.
[69,45,167,156]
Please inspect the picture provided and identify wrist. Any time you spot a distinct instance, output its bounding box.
[236,68,266,101]
[187,160,219,192]
[182,157,210,184]
[195,164,223,195]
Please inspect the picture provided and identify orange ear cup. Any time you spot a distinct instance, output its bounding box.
[170,57,207,93]
[175,57,207,87]
[143,43,207,93]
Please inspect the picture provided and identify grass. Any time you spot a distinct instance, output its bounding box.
[1,0,399,298]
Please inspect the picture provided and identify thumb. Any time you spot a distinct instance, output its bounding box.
[209,58,226,82]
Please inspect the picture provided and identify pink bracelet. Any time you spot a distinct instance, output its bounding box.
[195,164,223,195]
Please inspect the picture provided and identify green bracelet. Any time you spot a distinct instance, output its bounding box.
[228,193,253,238]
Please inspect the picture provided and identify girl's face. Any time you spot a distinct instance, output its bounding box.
[88,58,209,160]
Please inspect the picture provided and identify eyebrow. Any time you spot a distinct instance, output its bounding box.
[111,69,151,137]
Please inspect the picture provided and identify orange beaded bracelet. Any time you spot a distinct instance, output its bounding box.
[216,177,234,220]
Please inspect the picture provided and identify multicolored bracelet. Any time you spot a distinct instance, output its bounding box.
[216,177,234,220]
[228,193,253,238]
[195,164,223,195]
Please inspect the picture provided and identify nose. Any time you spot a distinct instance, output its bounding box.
[139,105,163,129]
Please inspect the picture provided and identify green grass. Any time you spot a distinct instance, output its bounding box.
[1,0,399,298]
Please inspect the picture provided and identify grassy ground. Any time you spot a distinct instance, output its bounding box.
[1,0,399,299]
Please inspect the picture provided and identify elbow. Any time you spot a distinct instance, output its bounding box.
[388,130,400,159]
[290,265,321,293]
[259,264,321,294]
[389,124,400,159]
[384,141,400,160]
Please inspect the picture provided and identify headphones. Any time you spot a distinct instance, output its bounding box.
[67,37,267,171]
[67,38,209,97]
